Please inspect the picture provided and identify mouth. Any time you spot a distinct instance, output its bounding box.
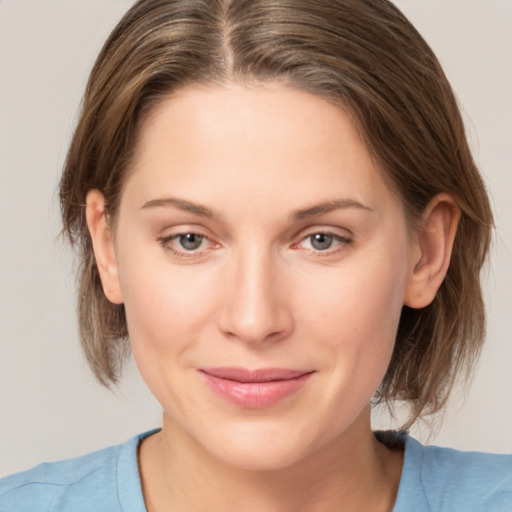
[199,367,315,409]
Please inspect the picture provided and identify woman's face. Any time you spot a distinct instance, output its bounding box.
[110,83,419,469]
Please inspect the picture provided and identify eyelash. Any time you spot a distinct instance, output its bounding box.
[292,232,353,257]
[158,233,215,260]
[157,230,353,260]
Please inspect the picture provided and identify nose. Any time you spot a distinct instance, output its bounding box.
[218,247,294,345]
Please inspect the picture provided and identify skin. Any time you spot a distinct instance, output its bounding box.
[86,83,459,512]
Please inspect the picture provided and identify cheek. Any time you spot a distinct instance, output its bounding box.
[118,257,219,411]
[122,270,213,340]
[295,246,408,395]
[300,263,404,345]
[116,243,220,360]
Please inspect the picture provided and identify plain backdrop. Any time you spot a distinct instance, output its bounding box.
[0,0,511,476]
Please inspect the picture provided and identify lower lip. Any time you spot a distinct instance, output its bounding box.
[200,372,314,409]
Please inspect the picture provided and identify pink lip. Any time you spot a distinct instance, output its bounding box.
[199,367,315,409]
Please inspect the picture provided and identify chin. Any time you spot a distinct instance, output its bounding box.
[199,419,320,472]
[212,443,305,472]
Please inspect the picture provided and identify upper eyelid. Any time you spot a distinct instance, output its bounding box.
[296,225,353,241]
[302,230,351,239]
[158,225,214,241]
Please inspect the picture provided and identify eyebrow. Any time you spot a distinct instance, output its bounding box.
[291,199,373,220]
[140,197,372,220]
[141,197,217,218]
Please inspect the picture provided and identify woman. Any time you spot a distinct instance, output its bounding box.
[1,0,510,510]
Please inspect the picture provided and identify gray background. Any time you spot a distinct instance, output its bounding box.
[1,0,511,476]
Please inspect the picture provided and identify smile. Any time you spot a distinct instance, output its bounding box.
[199,367,315,409]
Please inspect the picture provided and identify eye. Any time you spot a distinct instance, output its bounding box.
[177,233,204,251]
[308,233,335,251]
[294,231,352,254]
[158,231,217,259]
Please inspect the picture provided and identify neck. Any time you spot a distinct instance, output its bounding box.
[138,407,403,512]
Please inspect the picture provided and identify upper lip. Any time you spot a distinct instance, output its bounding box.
[199,367,313,383]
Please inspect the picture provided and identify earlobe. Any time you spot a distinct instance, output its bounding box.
[404,194,460,309]
[85,190,124,305]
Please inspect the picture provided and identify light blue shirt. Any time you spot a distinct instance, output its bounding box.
[1,431,511,511]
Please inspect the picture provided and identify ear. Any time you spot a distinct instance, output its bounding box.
[85,189,124,304]
[403,193,460,309]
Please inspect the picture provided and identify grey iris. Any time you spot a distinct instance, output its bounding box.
[310,233,333,250]
[179,233,203,250]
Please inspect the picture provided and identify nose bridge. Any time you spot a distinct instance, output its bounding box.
[219,243,292,344]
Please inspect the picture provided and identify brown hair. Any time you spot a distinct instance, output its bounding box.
[60,0,493,427]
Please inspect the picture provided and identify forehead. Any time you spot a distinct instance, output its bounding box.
[122,82,399,217]
[138,83,362,160]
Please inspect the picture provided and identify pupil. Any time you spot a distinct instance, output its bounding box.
[180,233,203,250]
[311,233,333,250]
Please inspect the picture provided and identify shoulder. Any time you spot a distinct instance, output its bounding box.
[417,439,512,509]
[394,435,512,512]
[0,443,122,512]
[0,431,153,512]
